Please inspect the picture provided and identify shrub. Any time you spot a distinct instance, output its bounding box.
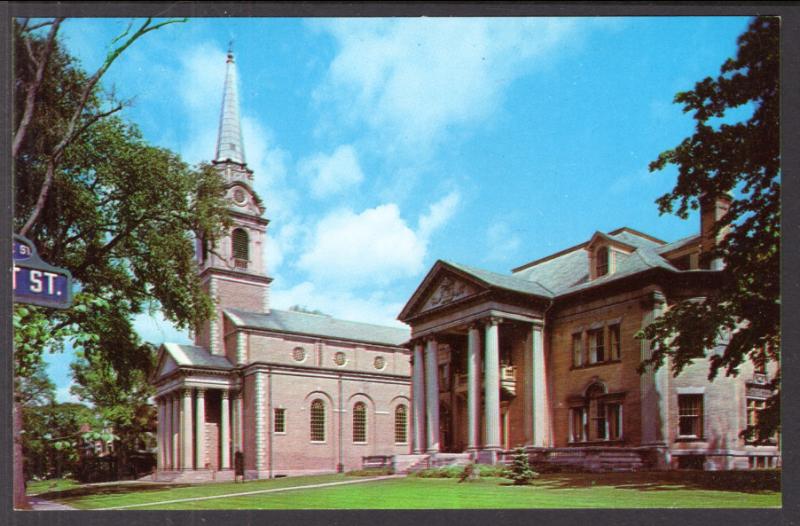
[412,466,464,478]
[505,448,539,486]
[458,463,480,483]
[345,467,394,477]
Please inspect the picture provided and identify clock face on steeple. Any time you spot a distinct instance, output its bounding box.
[233,187,247,206]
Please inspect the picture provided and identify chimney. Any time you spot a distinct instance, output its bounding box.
[699,193,732,270]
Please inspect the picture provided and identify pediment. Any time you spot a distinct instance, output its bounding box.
[400,262,487,321]
[153,347,179,382]
[422,275,478,311]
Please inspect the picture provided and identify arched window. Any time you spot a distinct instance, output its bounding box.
[310,399,325,442]
[596,246,609,277]
[232,228,249,262]
[353,402,367,443]
[394,405,408,444]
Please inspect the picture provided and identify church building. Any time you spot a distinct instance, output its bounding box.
[150,49,411,482]
[398,198,780,471]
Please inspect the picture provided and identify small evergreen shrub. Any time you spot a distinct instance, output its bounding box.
[505,448,539,486]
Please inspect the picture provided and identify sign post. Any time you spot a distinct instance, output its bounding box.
[13,235,73,509]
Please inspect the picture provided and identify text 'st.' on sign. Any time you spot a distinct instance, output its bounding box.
[13,235,72,309]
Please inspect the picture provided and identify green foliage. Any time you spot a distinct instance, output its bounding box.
[345,467,394,477]
[21,402,99,480]
[505,448,538,486]
[640,17,780,443]
[412,466,466,478]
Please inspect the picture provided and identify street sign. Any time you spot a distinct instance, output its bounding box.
[13,235,72,309]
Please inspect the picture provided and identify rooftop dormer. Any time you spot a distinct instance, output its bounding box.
[585,231,636,280]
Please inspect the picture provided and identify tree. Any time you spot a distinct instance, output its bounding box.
[504,448,538,486]
[13,18,232,488]
[70,344,158,480]
[21,402,100,481]
[641,17,780,443]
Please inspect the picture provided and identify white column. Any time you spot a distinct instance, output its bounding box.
[424,337,440,453]
[221,390,231,469]
[484,318,501,450]
[467,324,481,451]
[195,389,206,469]
[181,388,194,469]
[171,394,180,469]
[412,342,426,454]
[531,322,547,447]
[156,398,165,470]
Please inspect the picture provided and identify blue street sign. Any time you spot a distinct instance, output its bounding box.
[13,235,72,309]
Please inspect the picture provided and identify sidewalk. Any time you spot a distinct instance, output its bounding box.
[27,496,77,511]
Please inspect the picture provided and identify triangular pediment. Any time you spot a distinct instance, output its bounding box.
[586,231,636,254]
[152,346,179,382]
[399,261,487,321]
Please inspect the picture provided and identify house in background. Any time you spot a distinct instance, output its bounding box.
[149,49,411,483]
[398,195,780,471]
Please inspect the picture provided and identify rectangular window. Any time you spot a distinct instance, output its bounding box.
[572,333,583,367]
[678,394,704,439]
[606,403,622,440]
[569,407,586,442]
[588,328,604,364]
[274,408,286,434]
[608,324,621,361]
[592,401,607,440]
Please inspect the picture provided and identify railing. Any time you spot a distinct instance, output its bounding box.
[453,366,517,395]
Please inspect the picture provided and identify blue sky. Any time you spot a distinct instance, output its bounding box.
[40,16,752,402]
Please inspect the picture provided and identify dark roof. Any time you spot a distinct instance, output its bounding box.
[443,260,554,298]
[225,308,409,347]
[507,228,681,295]
[162,343,234,369]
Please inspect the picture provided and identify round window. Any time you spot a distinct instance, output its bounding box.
[292,347,306,362]
[334,352,347,366]
[374,356,386,370]
[233,187,247,205]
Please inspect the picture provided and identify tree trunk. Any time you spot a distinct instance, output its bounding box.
[13,401,29,509]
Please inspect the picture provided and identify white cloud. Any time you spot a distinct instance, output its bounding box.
[298,204,425,286]
[418,191,460,240]
[314,18,580,153]
[271,281,409,328]
[297,192,460,288]
[299,144,365,199]
[484,221,522,263]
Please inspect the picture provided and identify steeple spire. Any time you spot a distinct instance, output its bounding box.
[215,44,246,165]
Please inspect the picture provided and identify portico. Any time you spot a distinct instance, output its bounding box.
[152,343,240,478]
[399,261,553,462]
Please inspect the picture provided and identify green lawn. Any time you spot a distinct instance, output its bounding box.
[26,478,81,495]
[36,470,781,510]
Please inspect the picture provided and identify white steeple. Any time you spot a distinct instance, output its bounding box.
[215,44,246,165]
